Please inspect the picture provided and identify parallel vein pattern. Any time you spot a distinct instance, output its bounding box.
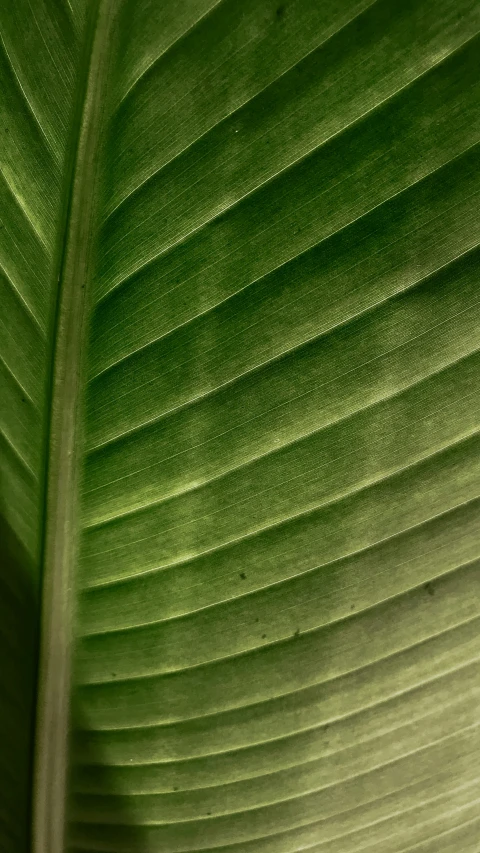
[0,1,88,851]
[70,0,480,851]
[2,0,480,850]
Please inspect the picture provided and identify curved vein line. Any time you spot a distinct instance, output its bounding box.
[1,169,50,252]
[86,295,480,473]
[73,713,480,822]
[85,383,480,535]
[297,809,480,853]
[74,657,480,767]
[1,202,53,292]
[98,138,379,305]
[0,355,38,408]
[395,814,480,853]
[341,800,480,853]
[0,34,58,163]
[78,556,480,688]
[0,262,45,334]
[75,611,480,730]
[0,322,43,404]
[269,793,480,853]
[0,427,37,479]
[108,28,262,209]
[89,196,480,404]
[24,0,75,94]
[82,426,480,573]
[89,139,479,380]
[97,545,480,647]
[85,247,480,503]
[71,722,480,825]
[102,20,442,263]
[84,358,480,527]
[73,672,479,782]
[83,337,480,525]
[113,0,227,114]
[66,775,480,853]
[103,0,380,222]
[95,33,478,304]
[78,543,480,643]
[81,494,480,610]
[62,0,76,26]
[82,394,479,571]
[77,621,480,735]
[74,682,480,790]
[80,543,480,671]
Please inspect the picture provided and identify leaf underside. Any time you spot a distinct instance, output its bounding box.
[0,0,480,852]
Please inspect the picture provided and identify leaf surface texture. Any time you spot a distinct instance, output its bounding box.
[0,0,479,851]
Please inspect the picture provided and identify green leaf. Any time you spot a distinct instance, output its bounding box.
[1,1,479,851]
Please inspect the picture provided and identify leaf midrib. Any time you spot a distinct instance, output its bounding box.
[31,2,115,851]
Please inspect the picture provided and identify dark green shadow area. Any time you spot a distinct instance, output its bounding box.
[0,513,38,853]
[67,702,149,853]
[0,510,145,853]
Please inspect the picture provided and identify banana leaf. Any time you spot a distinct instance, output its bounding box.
[0,1,479,851]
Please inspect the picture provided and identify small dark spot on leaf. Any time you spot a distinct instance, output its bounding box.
[173,786,178,791]
[207,811,211,816]
[111,673,116,678]
[276,4,285,18]
[424,582,435,596]
[255,617,259,622]
[21,397,26,403]
[293,628,300,637]
[239,572,246,580]
[350,604,355,610]
[262,634,267,639]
